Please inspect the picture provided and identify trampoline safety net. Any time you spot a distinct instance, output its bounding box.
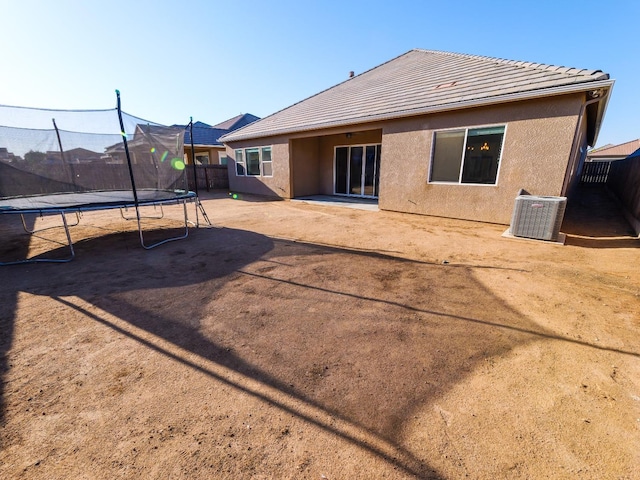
[0,102,187,201]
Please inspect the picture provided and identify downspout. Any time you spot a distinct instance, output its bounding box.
[561,93,606,196]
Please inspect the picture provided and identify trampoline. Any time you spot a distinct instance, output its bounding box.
[0,92,208,265]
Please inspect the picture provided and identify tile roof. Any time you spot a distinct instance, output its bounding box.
[212,113,260,130]
[587,139,640,159]
[177,115,260,146]
[185,125,229,147]
[221,49,613,142]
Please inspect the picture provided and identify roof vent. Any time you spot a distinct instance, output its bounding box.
[433,81,457,90]
[349,71,355,78]
[509,193,567,241]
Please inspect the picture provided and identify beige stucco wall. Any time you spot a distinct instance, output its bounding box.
[223,93,587,224]
[290,137,320,197]
[379,94,584,224]
[225,136,291,197]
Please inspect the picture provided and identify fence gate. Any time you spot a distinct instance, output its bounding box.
[581,161,611,184]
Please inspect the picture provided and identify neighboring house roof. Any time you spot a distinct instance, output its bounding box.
[177,115,260,147]
[46,147,102,162]
[588,143,614,153]
[184,122,229,147]
[221,49,613,143]
[587,139,640,160]
[212,113,260,131]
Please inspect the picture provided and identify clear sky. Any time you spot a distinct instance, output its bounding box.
[1,0,638,148]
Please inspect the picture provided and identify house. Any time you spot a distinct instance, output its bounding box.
[0,147,17,163]
[586,139,640,162]
[46,147,103,164]
[580,138,640,184]
[220,49,614,225]
[180,114,259,166]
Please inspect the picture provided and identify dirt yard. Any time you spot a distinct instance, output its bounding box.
[1,188,638,479]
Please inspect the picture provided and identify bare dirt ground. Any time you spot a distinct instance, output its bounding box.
[0,186,639,479]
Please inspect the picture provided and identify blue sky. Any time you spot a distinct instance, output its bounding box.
[1,0,638,147]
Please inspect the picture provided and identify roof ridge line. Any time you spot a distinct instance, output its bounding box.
[413,49,608,78]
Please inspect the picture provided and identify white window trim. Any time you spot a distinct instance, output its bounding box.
[260,146,273,177]
[235,149,245,176]
[427,123,507,186]
[235,146,273,177]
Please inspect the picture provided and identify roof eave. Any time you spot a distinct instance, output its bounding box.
[188,142,223,148]
[221,79,615,143]
[588,80,615,147]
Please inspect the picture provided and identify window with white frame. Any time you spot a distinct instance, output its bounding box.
[429,126,505,185]
[235,149,245,175]
[261,146,272,176]
[195,153,209,165]
[235,146,272,177]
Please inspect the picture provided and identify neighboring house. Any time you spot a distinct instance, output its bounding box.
[586,139,640,162]
[180,114,260,166]
[46,147,103,164]
[220,49,614,225]
[581,139,640,184]
[104,124,180,165]
[0,147,17,162]
[212,113,260,132]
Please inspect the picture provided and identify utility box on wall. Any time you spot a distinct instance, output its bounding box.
[510,194,567,241]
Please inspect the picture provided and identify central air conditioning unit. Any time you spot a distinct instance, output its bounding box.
[509,192,567,241]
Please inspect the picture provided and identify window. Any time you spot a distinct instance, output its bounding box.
[261,147,272,176]
[235,149,245,175]
[195,153,209,165]
[219,152,228,165]
[235,146,273,177]
[246,148,260,175]
[429,126,505,185]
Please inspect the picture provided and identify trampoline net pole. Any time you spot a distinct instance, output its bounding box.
[52,118,76,189]
[187,119,211,228]
[116,90,144,238]
[189,118,201,227]
[189,118,199,197]
[116,90,140,208]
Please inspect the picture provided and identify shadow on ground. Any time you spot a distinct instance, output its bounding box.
[563,185,638,248]
[9,202,636,475]
[1,215,572,478]
[0,214,36,431]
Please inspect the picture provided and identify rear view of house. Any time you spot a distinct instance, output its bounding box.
[220,49,614,224]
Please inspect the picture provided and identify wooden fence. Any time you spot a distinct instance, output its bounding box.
[608,157,640,235]
[580,161,611,184]
[186,165,229,192]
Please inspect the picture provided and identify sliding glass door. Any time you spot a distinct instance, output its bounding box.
[334,144,381,197]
